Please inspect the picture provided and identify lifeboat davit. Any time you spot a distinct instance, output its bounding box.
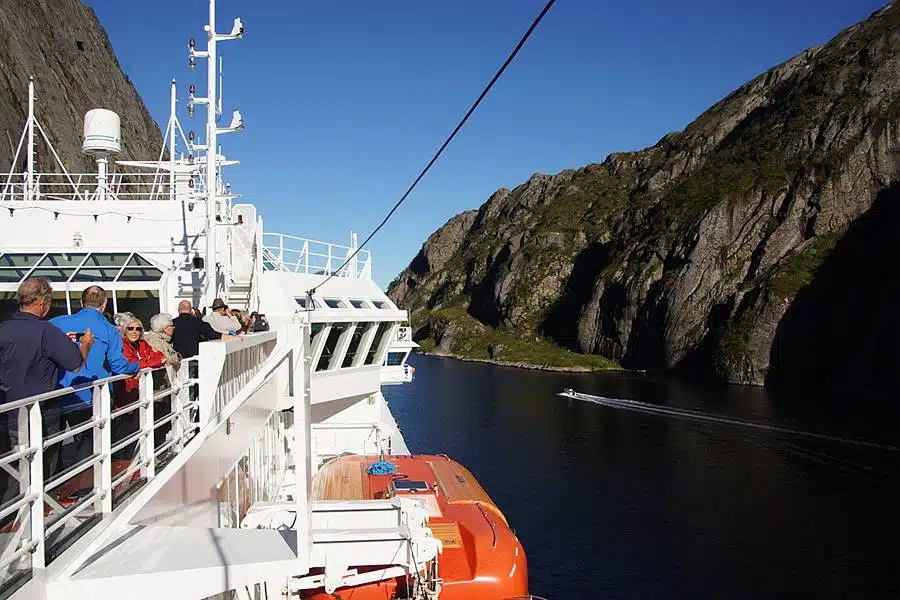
[302,454,528,600]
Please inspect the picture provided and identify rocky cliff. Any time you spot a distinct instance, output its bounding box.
[0,0,162,174]
[389,3,900,395]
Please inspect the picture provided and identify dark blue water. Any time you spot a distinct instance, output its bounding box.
[384,354,900,600]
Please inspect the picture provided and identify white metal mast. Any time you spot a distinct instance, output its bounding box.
[188,0,243,307]
[26,77,35,202]
[169,79,176,202]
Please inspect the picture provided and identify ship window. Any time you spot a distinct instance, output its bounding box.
[295,297,308,309]
[0,270,28,282]
[385,352,405,366]
[364,322,392,365]
[323,298,344,309]
[27,253,87,282]
[0,253,44,267]
[372,300,390,309]
[114,290,160,326]
[117,254,163,282]
[342,323,373,368]
[0,252,164,285]
[0,252,45,282]
[317,322,349,371]
[349,299,366,309]
[70,253,129,282]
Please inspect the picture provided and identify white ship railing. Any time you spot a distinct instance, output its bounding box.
[198,331,278,423]
[262,233,372,279]
[216,410,288,529]
[0,360,199,591]
[0,172,187,203]
[311,422,388,463]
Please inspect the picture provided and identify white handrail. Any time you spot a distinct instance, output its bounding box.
[57,338,304,582]
[198,332,278,423]
[0,171,186,203]
[0,359,200,585]
[261,232,372,279]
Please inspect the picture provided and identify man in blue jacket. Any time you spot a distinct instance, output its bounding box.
[50,285,139,471]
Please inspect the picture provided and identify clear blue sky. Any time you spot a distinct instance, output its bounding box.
[86,0,885,287]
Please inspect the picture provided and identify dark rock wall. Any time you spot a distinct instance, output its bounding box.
[0,0,162,174]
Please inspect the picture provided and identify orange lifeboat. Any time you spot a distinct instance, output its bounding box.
[303,454,528,600]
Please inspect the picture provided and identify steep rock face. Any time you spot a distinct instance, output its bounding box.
[389,209,477,309]
[389,4,900,394]
[0,0,162,173]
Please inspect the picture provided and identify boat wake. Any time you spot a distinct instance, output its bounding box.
[558,389,900,453]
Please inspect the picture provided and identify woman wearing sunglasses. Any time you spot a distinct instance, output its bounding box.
[112,312,165,461]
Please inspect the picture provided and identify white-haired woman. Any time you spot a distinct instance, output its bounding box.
[144,313,181,368]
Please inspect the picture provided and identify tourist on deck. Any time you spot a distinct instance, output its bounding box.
[203,298,242,334]
[145,313,181,367]
[144,313,182,449]
[51,286,140,471]
[231,308,244,326]
[112,313,164,460]
[0,278,93,509]
[249,312,270,332]
[171,300,234,360]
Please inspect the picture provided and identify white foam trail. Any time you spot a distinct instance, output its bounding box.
[559,391,900,453]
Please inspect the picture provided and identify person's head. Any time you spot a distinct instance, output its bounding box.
[81,286,107,312]
[114,312,133,334]
[150,313,175,337]
[177,300,192,315]
[118,312,144,343]
[16,277,53,318]
[210,298,228,314]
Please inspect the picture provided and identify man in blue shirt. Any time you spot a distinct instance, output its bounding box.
[0,278,93,509]
[50,285,139,470]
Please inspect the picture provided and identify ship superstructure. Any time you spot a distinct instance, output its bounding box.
[0,2,527,599]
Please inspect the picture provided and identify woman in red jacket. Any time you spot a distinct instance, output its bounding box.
[112,313,165,461]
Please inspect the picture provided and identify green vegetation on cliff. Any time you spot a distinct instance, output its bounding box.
[768,229,846,298]
[412,306,620,371]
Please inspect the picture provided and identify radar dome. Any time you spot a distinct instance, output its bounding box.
[82,109,121,155]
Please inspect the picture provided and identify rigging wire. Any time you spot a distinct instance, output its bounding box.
[561,391,900,453]
[307,0,557,296]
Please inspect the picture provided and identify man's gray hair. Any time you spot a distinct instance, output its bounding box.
[16,277,52,308]
[150,313,173,333]
[114,312,140,333]
[81,285,106,308]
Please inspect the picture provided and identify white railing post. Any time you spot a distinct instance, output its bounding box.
[94,385,112,514]
[198,342,227,425]
[326,244,332,275]
[139,371,155,480]
[171,365,186,453]
[279,234,285,267]
[303,241,309,274]
[25,403,44,568]
[295,322,312,570]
